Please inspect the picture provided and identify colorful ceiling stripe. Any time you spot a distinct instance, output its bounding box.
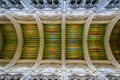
[88,24,107,60]
[66,24,84,60]
[1,23,119,61]
[0,24,18,60]
[21,24,39,59]
[43,24,61,60]
[110,20,120,63]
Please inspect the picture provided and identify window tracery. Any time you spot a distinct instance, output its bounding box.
[84,75,99,80]
[106,75,119,80]
[30,74,44,80]
[47,0,60,9]
[31,0,45,9]
[69,75,83,80]
[46,75,59,80]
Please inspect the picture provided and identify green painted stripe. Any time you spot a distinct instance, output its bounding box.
[88,24,107,60]
[66,24,84,60]
[20,24,39,59]
[43,24,61,60]
[0,24,18,60]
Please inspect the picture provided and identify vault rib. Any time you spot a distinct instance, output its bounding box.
[20,12,44,80]
[19,0,44,80]
[2,12,23,71]
[83,12,109,80]
[104,13,120,69]
[83,0,112,79]
[61,14,67,80]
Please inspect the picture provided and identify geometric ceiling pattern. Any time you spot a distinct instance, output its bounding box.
[0,0,120,80]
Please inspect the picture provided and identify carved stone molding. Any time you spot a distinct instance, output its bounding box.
[94,11,120,19]
[8,64,33,73]
[37,64,60,74]
[67,65,92,74]
[8,11,34,20]
[37,11,61,19]
[95,64,118,73]
[66,11,90,19]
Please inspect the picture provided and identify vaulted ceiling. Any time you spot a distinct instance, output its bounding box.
[0,0,120,80]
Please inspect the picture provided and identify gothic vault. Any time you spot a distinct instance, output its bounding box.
[0,0,120,80]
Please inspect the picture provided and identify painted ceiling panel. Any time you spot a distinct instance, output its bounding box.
[88,24,107,60]
[0,0,120,79]
[66,24,84,60]
[110,20,120,63]
[43,24,61,60]
[20,24,39,59]
[0,24,18,59]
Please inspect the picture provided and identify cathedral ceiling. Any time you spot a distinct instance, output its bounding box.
[0,0,120,80]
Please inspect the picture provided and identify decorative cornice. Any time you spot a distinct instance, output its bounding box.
[66,11,90,19]
[0,0,120,12]
[94,11,120,19]
[37,11,61,19]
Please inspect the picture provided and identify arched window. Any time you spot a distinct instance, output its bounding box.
[47,0,60,9]
[4,74,13,80]
[31,0,45,9]
[69,75,83,80]
[0,74,6,80]
[46,75,59,80]
[8,0,23,9]
[84,75,99,80]
[69,0,82,9]
[30,74,44,80]
[106,0,119,8]
[0,0,10,9]
[106,75,118,80]
[85,0,98,8]
[13,74,23,80]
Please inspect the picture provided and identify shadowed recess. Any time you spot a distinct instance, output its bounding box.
[110,20,120,63]
[43,24,61,60]
[66,24,84,60]
[20,24,39,59]
[0,24,18,60]
[88,24,107,60]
